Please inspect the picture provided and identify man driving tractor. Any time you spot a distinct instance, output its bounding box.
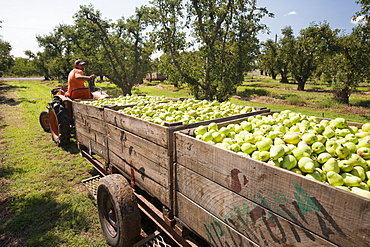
[65,59,96,100]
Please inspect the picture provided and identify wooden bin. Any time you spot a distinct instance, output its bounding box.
[174,116,370,247]
[102,107,270,210]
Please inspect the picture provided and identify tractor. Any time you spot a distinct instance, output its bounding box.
[39,79,108,146]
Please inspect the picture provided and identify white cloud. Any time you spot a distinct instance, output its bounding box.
[351,15,366,24]
[286,11,297,16]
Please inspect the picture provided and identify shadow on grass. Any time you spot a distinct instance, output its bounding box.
[237,88,270,98]
[353,99,370,109]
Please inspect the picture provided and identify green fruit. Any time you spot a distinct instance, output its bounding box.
[292,148,311,161]
[240,143,256,154]
[335,144,350,159]
[297,141,312,154]
[283,132,301,145]
[301,133,318,145]
[269,145,285,160]
[207,122,218,131]
[347,153,368,169]
[338,159,354,173]
[306,170,323,181]
[311,142,326,154]
[230,143,241,152]
[322,158,340,174]
[341,173,362,187]
[351,166,366,181]
[256,138,273,151]
[259,151,270,162]
[290,168,303,175]
[329,118,347,129]
[350,187,370,199]
[282,155,297,170]
[335,185,351,191]
[362,123,370,133]
[267,159,281,167]
[327,171,345,186]
[317,152,332,164]
[194,125,208,135]
[357,147,370,160]
[357,139,370,148]
[298,157,315,173]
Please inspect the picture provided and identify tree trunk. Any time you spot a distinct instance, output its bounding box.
[280,76,289,84]
[333,88,350,104]
[297,80,305,91]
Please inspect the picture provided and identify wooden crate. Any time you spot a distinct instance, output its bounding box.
[174,127,370,247]
[72,101,108,161]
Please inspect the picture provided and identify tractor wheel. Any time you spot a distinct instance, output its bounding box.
[39,110,50,133]
[97,174,141,247]
[48,98,71,146]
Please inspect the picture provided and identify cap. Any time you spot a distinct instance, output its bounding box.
[74,59,86,65]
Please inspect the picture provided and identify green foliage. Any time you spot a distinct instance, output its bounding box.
[0,38,14,77]
[6,58,38,77]
[151,0,272,101]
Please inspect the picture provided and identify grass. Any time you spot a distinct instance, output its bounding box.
[0,80,107,246]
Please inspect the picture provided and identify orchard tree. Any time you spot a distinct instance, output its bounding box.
[276,26,295,83]
[150,0,272,101]
[290,22,338,91]
[259,39,279,79]
[0,39,13,77]
[74,5,152,95]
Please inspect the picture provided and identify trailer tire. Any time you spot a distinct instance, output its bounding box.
[48,98,71,146]
[97,174,141,247]
[39,110,50,133]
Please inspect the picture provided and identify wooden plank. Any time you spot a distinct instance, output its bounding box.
[106,123,170,169]
[176,193,259,247]
[108,136,169,188]
[72,101,104,120]
[176,166,337,247]
[75,121,106,146]
[74,112,106,135]
[104,108,169,147]
[76,131,108,160]
[108,150,170,207]
[175,132,370,247]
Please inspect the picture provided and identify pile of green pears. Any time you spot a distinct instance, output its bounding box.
[194,110,370,199]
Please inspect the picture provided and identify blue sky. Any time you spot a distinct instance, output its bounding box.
[0,0,363,58]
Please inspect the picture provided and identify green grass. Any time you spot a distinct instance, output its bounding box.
[0,80,107,246]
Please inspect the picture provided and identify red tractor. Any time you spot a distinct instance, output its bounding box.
[39,79,108,146]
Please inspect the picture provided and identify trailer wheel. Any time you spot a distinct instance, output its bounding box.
[97,174,141,247]
[39,110,50,133]
[48,99,71,146]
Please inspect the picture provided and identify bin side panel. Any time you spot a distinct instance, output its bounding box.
[109,150,170,207]
[175,132,370,247]
[104,108,168,147]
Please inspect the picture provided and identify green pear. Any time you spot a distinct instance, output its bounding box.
[313,124,325,134]
[341,173,362,187]
[347,153,368,169]
[230,143,241,152]
[366,170,370,180]
[344,134,358,144]
[315,168,327,181]
[269,145,286,160]
[311,142,326,154]
[283,132,301,145]
[335,144,350,159]
[282,154,297,170]
[329,118,347,129]
[251,151,260,160]
[320,119,330,127]
[267,159,281,167]
[344,142,357,154]
[297,141,312,154]
[338,159,354,173]
[274,137,285,145]
[351,166,366,181]
[292,148,311,161]
[241,143,256,154]
[256,138,273,151]
[357,147,370,160]
[316,134,327,144]
[298,157,315,173]
[301,132,318,145]
[195,125,208,135]
[335,185,351,191]
[306,171,322,181]
[361,123,370,133]
[322,158,340,174]
[323,126,335,138]
[207,122,218,131]
[326,171,345,186]
[259,151,270,162]
[290,168,303,175]
[357,182,369,191]
[350,187,370,199]
[357,139,370,148]
[317,152,332,164]
[240,121,253,131]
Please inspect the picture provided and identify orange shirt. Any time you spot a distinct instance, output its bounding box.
[66,68,86,97]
